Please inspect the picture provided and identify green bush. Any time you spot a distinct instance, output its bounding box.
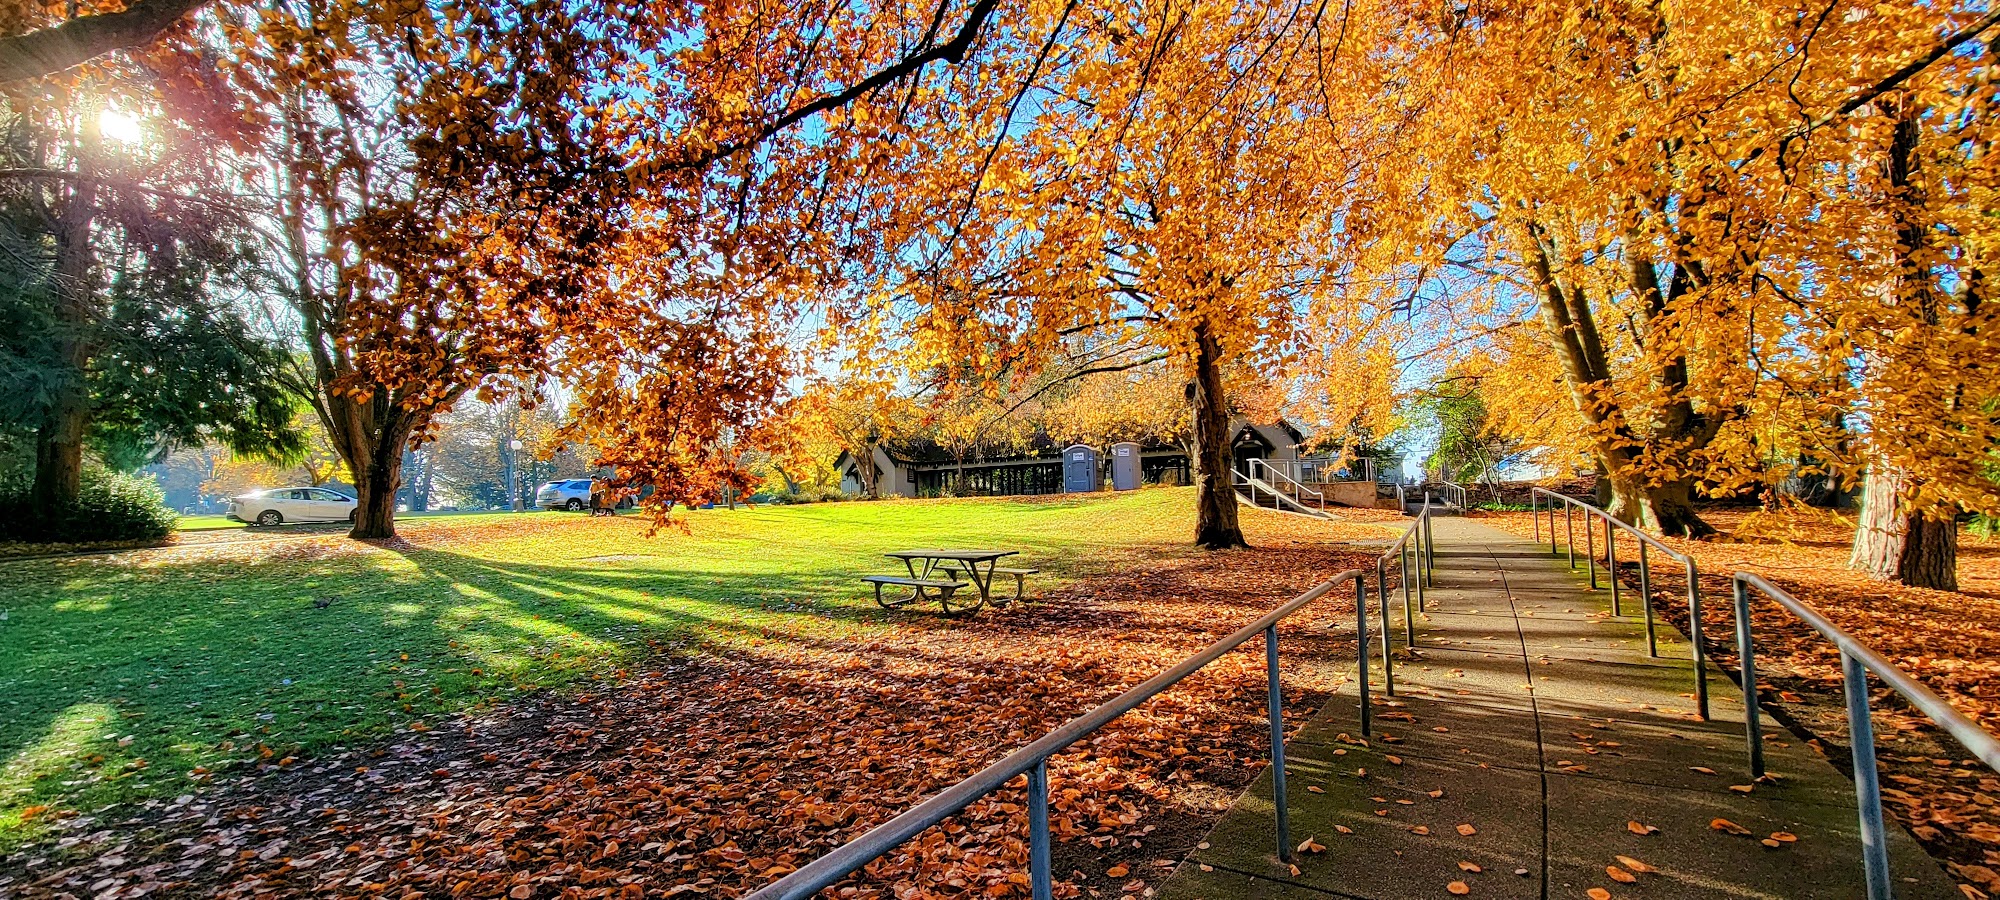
[0,465,178,544]
[766,484,850,505]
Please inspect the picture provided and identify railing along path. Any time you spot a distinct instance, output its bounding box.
[757,491,2000,900]
[1531,487,1710,717]
[747,511,1437,900]
[1532,488,2000,899]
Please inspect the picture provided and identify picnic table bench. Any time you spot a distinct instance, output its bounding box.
[865,549,1037,615]
[932,564,1041,604]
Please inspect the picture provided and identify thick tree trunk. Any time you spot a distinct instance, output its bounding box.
[32,398,87,510]
[1845,100,1959,592]
[853,440,881,498]
[350,450,402,540]
[1642,478,1716,539]
[32,169,98,511]
[324,393,420,540]
[1594,460,1618,510]
[1189,319,1246,549]
[1850,464,1959,591]
[1517,220,1718,539]
[1600,466,1714,538]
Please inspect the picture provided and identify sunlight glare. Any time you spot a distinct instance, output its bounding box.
[98,109,144,144]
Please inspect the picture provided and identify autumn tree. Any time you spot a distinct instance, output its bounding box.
[786,376,919,500]
[845,0,1366,547]
[1338,1,2000,552]
[217,0,657,539]
[1041,365,1191,452]
[1837,79,2000,590]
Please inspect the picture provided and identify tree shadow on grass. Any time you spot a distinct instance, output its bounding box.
[0,505,1354,854]
[0,544,974,840]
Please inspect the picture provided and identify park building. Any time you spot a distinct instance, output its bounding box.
[835,418,1394,500]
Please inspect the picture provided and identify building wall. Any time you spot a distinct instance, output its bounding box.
[838,446,917,498]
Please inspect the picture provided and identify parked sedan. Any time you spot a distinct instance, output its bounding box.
[228,487,358,526]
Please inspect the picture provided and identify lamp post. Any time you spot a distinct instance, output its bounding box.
[508,439,525,511]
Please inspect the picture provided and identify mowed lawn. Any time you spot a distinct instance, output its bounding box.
[0,489,1271,846]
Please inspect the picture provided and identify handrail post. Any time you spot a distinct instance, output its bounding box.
[1843,651,1892,900]
[1733,578,1764,778]
[1402,539,1416,646]
[1586,510,1598,589]
[1565,505,1575,569]
[1355,578,1372,736]
[1422,509,1435,587]
[1531,492,1539,543]
[1686,558,1710,720]
[1639,542,1658,657]
[1412,528,1426,613]
[1375,565,1394,696]
[1607,516,1620,615]
[1266,624,1292,863]
[1548,496,1558,555]
[1028,760,1053,900]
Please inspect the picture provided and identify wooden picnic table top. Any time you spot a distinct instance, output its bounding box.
[883,549,1020,562]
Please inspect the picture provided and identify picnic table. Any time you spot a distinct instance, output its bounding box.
[862,549,1036,615]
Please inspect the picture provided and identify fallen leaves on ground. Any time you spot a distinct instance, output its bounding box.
[1614,855,1655,873]
[2,510,1382,899]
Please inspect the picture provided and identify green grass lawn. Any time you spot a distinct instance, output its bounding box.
[175,509,532,532]
[175,515,243,531]
[0,489,1211,846]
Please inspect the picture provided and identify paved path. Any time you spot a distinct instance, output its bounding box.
[1160,517,1958,900]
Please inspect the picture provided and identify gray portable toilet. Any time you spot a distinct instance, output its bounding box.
[1109,442,1142,491]
[1062,444,1102,493]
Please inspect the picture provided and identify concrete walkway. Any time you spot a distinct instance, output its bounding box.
[1160,517,1958,900]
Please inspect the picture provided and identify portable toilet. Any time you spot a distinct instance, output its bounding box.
[1110,442,1142,491]
[1062,444,1102,493]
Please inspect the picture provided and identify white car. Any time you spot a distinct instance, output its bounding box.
[228,487,358,526]
[537,479,597,510]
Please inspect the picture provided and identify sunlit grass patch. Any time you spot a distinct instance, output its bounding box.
[0,487,1328,848]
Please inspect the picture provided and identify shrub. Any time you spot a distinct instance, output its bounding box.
[767,484,851,505]
[0,466,179,544]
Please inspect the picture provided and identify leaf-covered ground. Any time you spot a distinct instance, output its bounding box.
[1476,505,2000,896]
[0,490,1398,898]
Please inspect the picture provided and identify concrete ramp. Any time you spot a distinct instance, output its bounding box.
[1159,517,1960,899]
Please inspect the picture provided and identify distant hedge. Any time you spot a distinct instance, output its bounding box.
[0,466,178,544]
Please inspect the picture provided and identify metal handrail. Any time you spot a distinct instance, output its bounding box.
[1438,481,1469,509]
[1359,503,1437,734]
[745,571,1371,900]
[1529,487,1710,719]
[1292,455,1376,485]
[1729,573,2000,899]
[1250,458,1327,507]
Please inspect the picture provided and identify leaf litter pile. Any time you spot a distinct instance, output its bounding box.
[1481,505,2000,897]
[4,511,1387,899]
